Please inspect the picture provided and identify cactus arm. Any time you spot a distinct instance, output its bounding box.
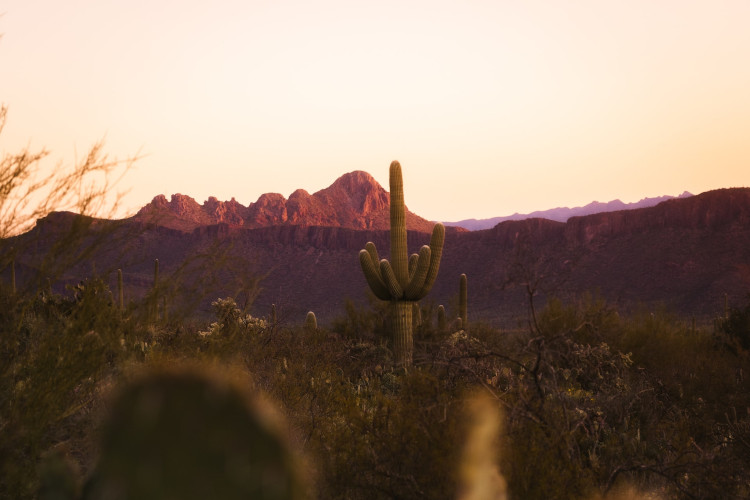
[380,259,403,299]
[416,222,445,299]
[359,250,391,300]
[365,242,382,277]
[389,161,409,288]
[408,253,419,281]
[404,245,431,300]
[305,311,317,330]
[437,305,446,332]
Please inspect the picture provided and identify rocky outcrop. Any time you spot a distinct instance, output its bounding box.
[133,170,441,233]
[202,197,247,226]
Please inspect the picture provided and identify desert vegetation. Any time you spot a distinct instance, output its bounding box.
[1,268,749,498]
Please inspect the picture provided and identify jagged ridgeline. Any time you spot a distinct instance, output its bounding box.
[359,161,445,366]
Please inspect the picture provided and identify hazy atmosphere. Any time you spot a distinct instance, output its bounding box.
[2,0,749,221]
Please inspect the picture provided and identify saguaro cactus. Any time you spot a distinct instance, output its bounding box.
[459,273,468,331]
[305,311,317,330]
[153,259,159,321]
[359,161,445,366]
[82,367,303,499]
[270,304,277,325]
[117,269,124,311]
[437,305,447,333]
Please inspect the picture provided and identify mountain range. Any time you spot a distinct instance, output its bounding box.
[5,172,750,326]
[444,192,694,230]
[131,171,439,233]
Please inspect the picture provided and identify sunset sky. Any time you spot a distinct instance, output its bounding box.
[2,0,749,222]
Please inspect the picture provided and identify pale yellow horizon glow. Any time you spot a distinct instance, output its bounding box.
[1,0,749,222]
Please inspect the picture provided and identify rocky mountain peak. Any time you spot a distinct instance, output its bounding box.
[322,170,389,216]
[132,171,441,233]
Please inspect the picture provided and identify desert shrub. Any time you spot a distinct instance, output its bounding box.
[0,279,131,498]
[330,297,390,341]
[3,282,749,499]
[718,295,750,352]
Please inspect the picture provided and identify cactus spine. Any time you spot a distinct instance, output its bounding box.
[117,269,124,311]
[459,273,468,331]
[305,311,317,330]
[359,161,445,366]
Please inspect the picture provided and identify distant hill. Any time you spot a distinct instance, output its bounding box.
[444,192,694,230]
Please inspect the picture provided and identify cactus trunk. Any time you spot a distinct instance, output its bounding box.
[391,301,414,366]
[389,162,409,287]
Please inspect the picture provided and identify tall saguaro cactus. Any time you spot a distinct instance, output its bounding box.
[153,259,160,322]
[117,268,124,311]
[359,161,445,366]
[459,273,468,331]
[305,311,317,331]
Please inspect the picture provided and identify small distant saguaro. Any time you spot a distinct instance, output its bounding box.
[459,273,468,332]
[153,259,160,321]
[117,269,124,311]
[305,311,317,330]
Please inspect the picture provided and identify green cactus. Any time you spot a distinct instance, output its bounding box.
[437,305,446,333]
[270,303,277,325]
[359,161,445,366]
[412,302,422,329]
[81,367,303,499]
[117,268,124,311]
[459,273,468,332]
[153,258,159,321]
[305,311,317,330]
[725,292,729,320]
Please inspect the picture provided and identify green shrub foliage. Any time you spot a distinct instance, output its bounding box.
[2,281,749,499]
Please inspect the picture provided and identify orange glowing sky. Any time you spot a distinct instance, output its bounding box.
[2,1,749,222]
